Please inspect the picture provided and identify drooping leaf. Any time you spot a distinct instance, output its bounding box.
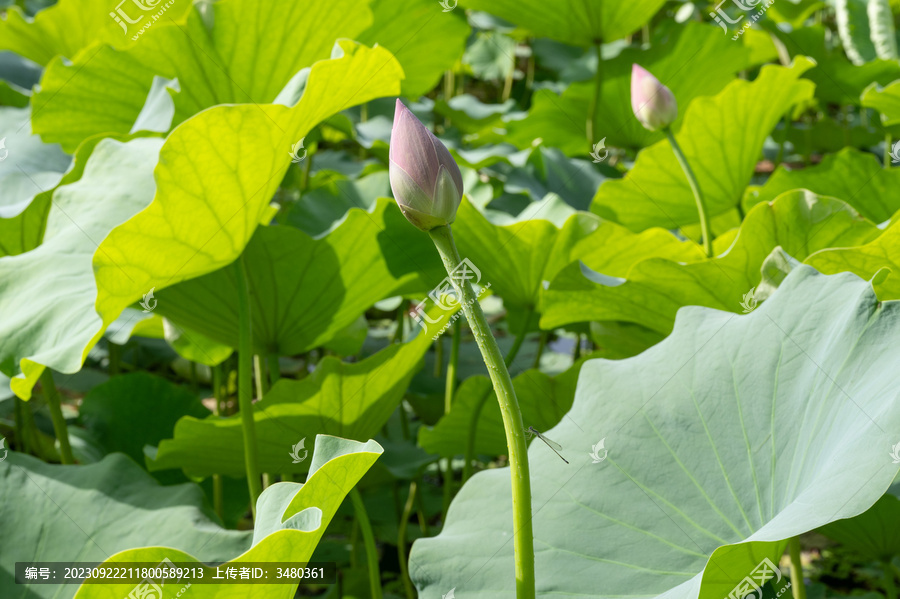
[149,316,446,477]
[458,0,668,45]
[0,42,403,400]
[0,452,251,599]
[0,137,162,396]
[543,191,879,333]
[591,59,815,231]
[32,0,374,151]
[411,266,900,598]
[744,147,900,222]
[74,436,383,599]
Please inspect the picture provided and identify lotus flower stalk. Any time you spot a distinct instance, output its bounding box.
[631,64,712,257]
[389,100,537,599]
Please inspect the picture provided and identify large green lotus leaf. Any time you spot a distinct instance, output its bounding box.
[543,191,880,333]
[418,360,583,458]
[0,137,161,397]
[744,148,900,222]
[458,0,667,45]
[591,59,815,231]
[0,0,192,66]
[75,436,383,599]
[1,42,402,400]
[807,221,900,300]
[0,105,71,218]
[152,198,442,356]
[358,0,469,98]
[0,452,251,598]
[452,198,702,315]
[32,0,373,151]
[149,317,445,477]
[770,24,900,105]
[862,80,900,126]
[818,483,900,562]
[411,266,900,598]
[505,22,751,152]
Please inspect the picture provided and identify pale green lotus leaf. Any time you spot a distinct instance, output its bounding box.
[0,452,251,599]
[412,266,900,598]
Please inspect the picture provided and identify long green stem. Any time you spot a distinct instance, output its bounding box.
[664,128,713,258]
[463,387,493,483]
[429,225,535,599]
[211,364,225,520]
[398,481,417,599]
[505,308,532,368]
[40,369,74,464]
[887,134,893,169]
[446,319,461,413]
[350,488,382,599]
[788,537,806,599]
[235,258,262,517]
[587,41,602,144]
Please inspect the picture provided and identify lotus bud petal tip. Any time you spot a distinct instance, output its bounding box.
[389,99,463,231]
[630,64,678,132]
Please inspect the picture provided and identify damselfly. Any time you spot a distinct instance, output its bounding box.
[526,426,568,463]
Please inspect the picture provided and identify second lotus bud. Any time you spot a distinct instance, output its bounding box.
[389,99,464,231]
[631,64,678,131]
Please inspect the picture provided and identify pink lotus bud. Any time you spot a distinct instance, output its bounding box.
[389,99,464,231]
[630,64,678,131]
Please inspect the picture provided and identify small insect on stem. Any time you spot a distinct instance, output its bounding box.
[526,426,569,464]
